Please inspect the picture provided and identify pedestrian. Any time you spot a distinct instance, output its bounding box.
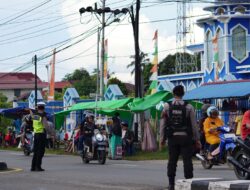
[234,108,247,136]
[110,112,122,159]
[0,131,3,147]
[241,110,250,140]
[161,85,201,190]
[121,121,134,156]
[30,102,48,172]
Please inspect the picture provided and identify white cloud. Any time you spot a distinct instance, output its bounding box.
[57,0,189,83]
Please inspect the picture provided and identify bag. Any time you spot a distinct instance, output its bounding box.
[116,146,123,157]
[165,102,191,138]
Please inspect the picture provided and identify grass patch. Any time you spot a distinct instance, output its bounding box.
[124,147,168,161]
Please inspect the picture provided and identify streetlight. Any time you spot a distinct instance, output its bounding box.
[79,2,129,100]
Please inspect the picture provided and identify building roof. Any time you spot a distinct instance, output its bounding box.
[124,83,135,94]
[0,73,72,90]
[0,72,46,89]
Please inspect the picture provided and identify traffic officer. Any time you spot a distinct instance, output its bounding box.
[30,102,48,172]
[161,85,201,190]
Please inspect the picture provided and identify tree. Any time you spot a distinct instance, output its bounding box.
[128,52,151,95]
[107,77,128,95]
[0,93,12,133]
[62,68,90,81]
[158,53,201,75]
[62,68,96,97]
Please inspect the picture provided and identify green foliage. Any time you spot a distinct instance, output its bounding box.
[62,68,97,97]
[0,93,12,133]
[158,53,201,75]
[62,68,90,81]
[54,92,63,100]
[107,77,128,95]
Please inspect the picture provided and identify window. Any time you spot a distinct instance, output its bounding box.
[232,25,247,62]
[217,28,224,69]
[234,6,246,14]
[206,31,213,70]
[216,7,225,15]
[14,89,21,97]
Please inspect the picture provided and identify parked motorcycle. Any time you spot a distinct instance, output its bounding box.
[81,129,107,164]
[23,131,34,156]
[196,126,236,169]
[227,135,250,180]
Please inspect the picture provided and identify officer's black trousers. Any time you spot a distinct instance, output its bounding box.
[32,133,46,170]
[167,135,193,185]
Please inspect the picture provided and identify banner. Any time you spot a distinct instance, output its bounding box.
[104,39,108,87]
[48,49,56,101]
[149,30,158,94]
[212,34,219,81]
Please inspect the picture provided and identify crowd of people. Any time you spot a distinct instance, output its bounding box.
[63,112,135,158]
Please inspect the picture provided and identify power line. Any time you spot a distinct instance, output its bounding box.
[0,0,52,26]
[0,13,78,38]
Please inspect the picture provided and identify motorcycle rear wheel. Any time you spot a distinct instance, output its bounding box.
[233,150,250,180]
[98,150,106,165]
[201,160,213,169]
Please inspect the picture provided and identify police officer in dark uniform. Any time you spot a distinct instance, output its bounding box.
[161,85,201,190]
[31,102,48,172]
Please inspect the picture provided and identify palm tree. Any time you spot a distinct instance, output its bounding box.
[127,52,150,75]
[127,52,151,95]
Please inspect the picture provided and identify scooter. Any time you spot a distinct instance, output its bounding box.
[196,126,236,169]
[81,129,107,165]
[228,135,250,180]
[23,131,34,156]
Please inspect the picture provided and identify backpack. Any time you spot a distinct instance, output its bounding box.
[165,102,192,138]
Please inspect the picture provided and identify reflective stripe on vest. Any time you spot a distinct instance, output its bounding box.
[33,115,44,133]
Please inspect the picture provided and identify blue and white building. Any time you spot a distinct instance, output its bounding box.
[159,0,250,91]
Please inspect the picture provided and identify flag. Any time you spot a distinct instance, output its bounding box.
[48,49,56,101]
[150,30,158,94]
[212,34,219,81]
[104,39,108,87]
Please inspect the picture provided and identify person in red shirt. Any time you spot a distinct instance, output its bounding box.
[241,110,250,140]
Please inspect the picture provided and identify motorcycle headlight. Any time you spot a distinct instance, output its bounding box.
[96,134,103,141]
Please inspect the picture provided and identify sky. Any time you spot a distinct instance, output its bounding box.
[0,0,213,84]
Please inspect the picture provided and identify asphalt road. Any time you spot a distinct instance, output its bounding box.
[0,150,237,190]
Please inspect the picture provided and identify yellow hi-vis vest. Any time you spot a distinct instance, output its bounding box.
[33,114,44,133]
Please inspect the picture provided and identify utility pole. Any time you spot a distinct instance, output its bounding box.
[130,0,141,98]
[100,0,105,100]
[79,2,128,99]
[97,27,100,98]
[34,55,38,109]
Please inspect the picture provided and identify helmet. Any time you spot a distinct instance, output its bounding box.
[37,102,46,106]
[207,106,219,117]
[121,121,128,127]
[37,101,45,110]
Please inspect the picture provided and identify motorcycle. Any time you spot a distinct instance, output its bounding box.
[227,135,250,180]
[196,126,236,169]
[23,131,34,156]
[81,129,107,165]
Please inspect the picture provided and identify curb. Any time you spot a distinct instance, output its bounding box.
[176,178,250,190]
[0,162,7,170]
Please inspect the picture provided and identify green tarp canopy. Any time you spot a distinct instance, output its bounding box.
[55,98,133,129]
[129,91,173,113]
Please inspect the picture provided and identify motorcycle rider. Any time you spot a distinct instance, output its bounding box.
[21,114,33,146]
[203,106,224,160]
[82,114,97,153]
[30,102,48,172]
